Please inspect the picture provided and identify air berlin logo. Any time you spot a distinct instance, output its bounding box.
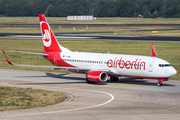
[43,30,50,42]
[41,22,51,47]
[107,57,146,70]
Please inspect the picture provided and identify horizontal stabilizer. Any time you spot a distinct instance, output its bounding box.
[9,50,49,56]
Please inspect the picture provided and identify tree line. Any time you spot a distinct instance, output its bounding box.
[0,0,180,18]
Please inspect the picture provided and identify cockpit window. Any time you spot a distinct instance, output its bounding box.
[159,64,172,67]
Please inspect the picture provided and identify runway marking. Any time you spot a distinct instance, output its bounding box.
[1,86,114,118]
[119,84,136,86]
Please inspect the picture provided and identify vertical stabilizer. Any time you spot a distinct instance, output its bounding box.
[39,14,70,52]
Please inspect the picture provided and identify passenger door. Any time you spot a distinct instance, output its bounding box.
[149,61,154,72]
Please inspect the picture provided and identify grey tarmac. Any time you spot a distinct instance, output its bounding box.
[0,69,180,120]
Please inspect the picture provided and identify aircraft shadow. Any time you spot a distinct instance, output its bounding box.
[107,77,175,87]
[14,72,106,85]
[12,81,86,85]
[14,73,174,86]
[15,73,85,81]
[45,73,85,81]
[46,73,107,85]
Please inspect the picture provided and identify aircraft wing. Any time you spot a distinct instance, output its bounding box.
[3,51,114,74]
[3,50,91,72]
[9,50,49,56]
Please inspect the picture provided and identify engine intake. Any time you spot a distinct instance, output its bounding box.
[87,71,108,82]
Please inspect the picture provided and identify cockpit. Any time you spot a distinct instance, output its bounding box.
[159,64,172,67]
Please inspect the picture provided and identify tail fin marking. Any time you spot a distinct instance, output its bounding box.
[39,14,70,53]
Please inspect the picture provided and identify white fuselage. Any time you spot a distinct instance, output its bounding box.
[60,51,177,79]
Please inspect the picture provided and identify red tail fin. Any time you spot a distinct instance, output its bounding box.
[151,44,157,57]
[39,14,70,52]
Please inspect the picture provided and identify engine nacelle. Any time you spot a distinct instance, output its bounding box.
[87,71,108,82]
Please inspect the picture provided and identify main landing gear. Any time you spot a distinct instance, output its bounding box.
[110,76,118,82]
[86,78,90,83]
[86,78,93,83]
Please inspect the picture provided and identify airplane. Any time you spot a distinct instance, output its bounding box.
[2,14,177,86]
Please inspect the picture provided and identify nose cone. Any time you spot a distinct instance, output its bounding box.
[169,67,177,77]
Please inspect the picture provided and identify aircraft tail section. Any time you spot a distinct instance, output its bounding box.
[39,14,70,53]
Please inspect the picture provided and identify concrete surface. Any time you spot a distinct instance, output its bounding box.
[0,69,180,120]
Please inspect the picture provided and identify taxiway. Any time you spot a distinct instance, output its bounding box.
[1,33,180,42]
[0,69,180,120]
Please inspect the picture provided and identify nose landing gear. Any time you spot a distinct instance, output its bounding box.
[157,78,168,86]
[157,82,163,86]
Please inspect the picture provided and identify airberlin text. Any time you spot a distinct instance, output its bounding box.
[87,75,99,80]
[107,58,146,70]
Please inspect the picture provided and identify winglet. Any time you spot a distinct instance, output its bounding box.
[2,51,14,65]
[151,44,157,57]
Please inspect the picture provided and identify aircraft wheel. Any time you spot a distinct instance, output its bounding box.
[110,77,113,82]
[115,77,118,82]
[110,76,118,82]
[86,78,90,83]
[86,78,93,84]
[158,82,163,86]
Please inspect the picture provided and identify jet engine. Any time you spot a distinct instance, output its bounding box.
[87,71,108,82]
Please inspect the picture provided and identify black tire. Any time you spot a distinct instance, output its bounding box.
[86,78,90,83]
[110,76,118,82]
[158,82,163,86]
[86,78,93,83]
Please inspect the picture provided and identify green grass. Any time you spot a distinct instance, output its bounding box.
[0,27,41,33]
[0,86,67,111]
[0,38,180,80]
